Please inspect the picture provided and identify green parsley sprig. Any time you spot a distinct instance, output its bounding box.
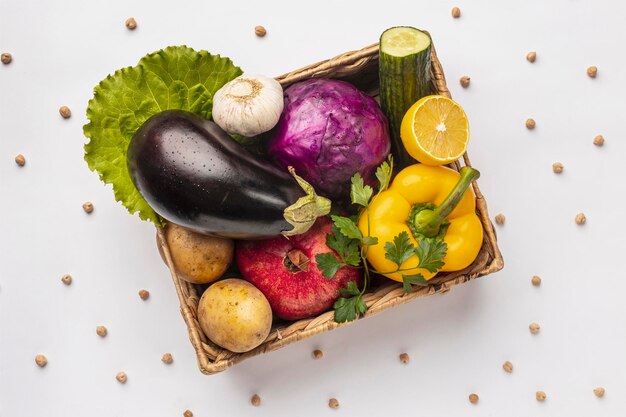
[315,155,448,323]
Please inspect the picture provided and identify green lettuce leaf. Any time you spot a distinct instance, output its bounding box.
[83,45,242,224]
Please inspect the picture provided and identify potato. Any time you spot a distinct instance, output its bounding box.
[198,279,272,353]
[163,223,234,284]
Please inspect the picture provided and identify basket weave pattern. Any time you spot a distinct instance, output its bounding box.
[156,42,504,375]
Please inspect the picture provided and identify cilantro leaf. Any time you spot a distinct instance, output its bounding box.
[326,225,361,267]
[362,236,379,246]
[341,242,362,267]
[315,253,345,279]
[331,215,364,241]
[416,239,448,273]
[334,281,368,322]
[384,231,415,266]
[356,296,368,315]
[402,273,429,293]
[375,156,393,192]
[339,281,361,297]
[350,173,374,207]
[333,294,366,323]
[83,46,242,224]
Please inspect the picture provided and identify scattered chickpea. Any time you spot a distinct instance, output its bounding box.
[116,371,127,384]
[525,118,536,129]
[61,274,72,285]
[183,410,193,417]
[59,106,72,119]
[536,391,547,401]
[96,326,108,337]
[529,322,541,334]
[250,394,261,407]
[552,162,564,174]
[138,289,150,300]
[254,25,267,37]
[593,387,605,398]
[459,76,470,88]
[451,7,461,18]
[468,393,479,404]
[312,349,323,359]
[502,361,513,373]
[15,154,26,167]
[1,52,12,64]
[35,354,48,367]
[526,51,537,63]
[495,213,505,225]
[587,66,598,78]
[161,353,173,364]
[531,275,542,286]
[82,202,94,214]
[328,398,340,409]
[575,213,586,225]
[125,17,137,30]
[593,135,605,146]
[399,352,410,364]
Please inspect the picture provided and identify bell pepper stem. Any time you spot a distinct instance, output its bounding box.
[412,166,480,238]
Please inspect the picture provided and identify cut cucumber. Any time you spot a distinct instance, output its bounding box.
[379,26,433,169]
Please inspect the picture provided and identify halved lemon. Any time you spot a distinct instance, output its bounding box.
[400,95,470,166]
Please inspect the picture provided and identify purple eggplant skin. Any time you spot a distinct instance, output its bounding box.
[127,110,306,239]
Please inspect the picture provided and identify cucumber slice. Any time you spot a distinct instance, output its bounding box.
[379,26,433,169]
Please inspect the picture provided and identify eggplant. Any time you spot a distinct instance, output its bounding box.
[127,110,330,238]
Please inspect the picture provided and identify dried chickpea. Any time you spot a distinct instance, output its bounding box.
[254,25,266,37]
[125,17,137,30]
[59,106,71,119]
[15,154,26,166]
[587,66,598,78]
[82,202,94,214]
[96,325,108,337]
[116,371,127,383]
[1,52,12,64]
[529,322,541,334]
[35,354,48,367]
[552,162,564,174]
[593,135,604,146]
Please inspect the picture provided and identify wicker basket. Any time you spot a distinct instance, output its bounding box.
[156,41,504,375]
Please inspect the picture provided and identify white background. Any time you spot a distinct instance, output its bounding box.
[1,0,625,416]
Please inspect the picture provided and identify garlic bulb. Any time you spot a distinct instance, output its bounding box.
[212,74,284,137]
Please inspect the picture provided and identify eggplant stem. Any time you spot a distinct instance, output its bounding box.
[282,167,331,237]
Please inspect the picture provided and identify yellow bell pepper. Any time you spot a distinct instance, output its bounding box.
[358,164,483,282]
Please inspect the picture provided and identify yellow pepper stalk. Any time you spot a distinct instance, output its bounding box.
[358,164,483,282]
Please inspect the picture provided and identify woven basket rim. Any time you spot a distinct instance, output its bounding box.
[157,40,504,375]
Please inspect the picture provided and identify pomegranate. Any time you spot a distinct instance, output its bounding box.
[236,217,362,320]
